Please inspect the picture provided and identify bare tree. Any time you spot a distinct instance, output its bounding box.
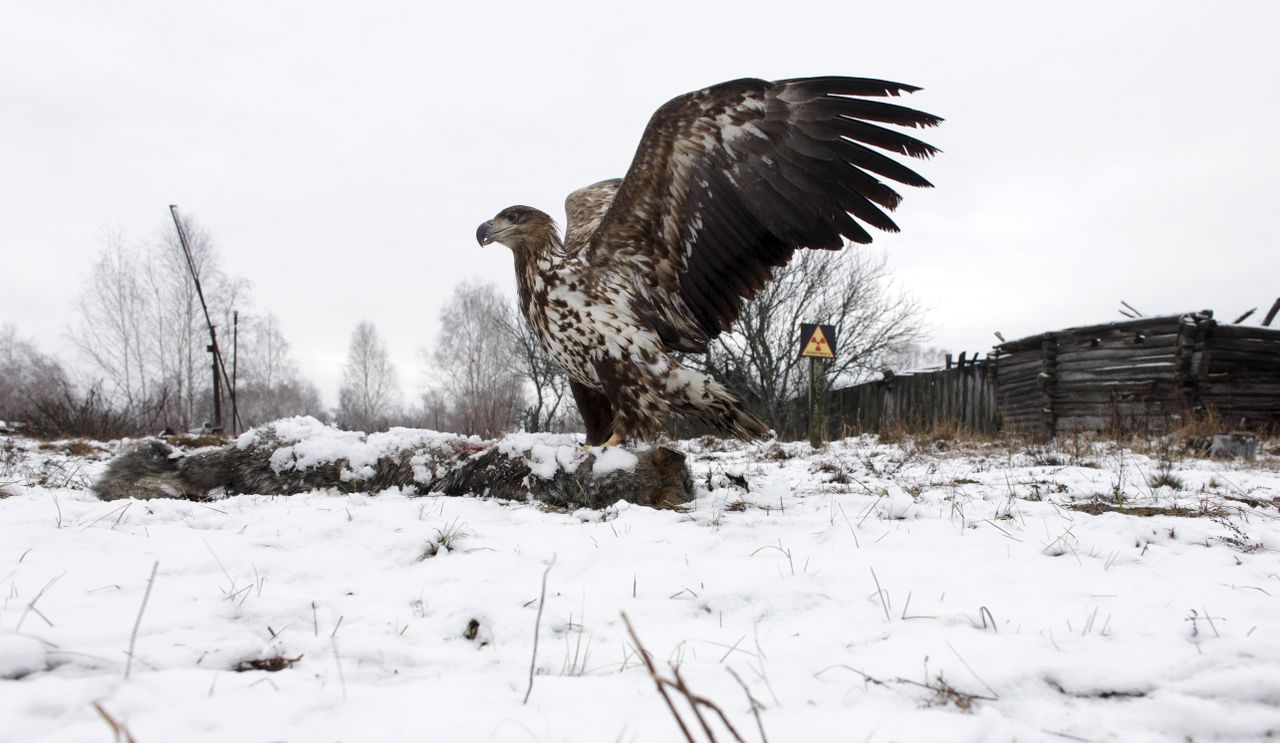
[337,320,401,431]
[70,235,153,413]
[428,281,523,438]
[70,217,247,430]
[695,249,926,437]
[232,312,327,426]
[497,300,573,433]
[0,325,168,438]
[409,390,453,432]
[0,325,70,424]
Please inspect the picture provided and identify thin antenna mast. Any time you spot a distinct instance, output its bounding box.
[232,311,239,432]
[169,205,243,434]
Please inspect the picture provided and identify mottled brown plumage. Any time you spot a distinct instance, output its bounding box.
[477,76,940,445]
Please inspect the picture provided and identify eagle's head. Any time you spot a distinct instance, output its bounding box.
[476,206,557,252]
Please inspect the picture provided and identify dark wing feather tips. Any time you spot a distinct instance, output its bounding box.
[584,76,940,350]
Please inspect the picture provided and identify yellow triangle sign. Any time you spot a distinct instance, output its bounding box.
[802,325,834,359]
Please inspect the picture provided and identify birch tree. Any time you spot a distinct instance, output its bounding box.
[428,281,523,438]
[337,320,401,431]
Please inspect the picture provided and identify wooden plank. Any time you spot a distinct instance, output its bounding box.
[1055,348,1179,365]
[1211,324,1280,340]
[1264,297,1280,327]
[1206,334,1280,347]
[1056,333,1180,352]
[1056,369,1179,384]
[995,356,1046,375]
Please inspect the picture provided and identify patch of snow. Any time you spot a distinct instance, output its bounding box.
[591,447,638,476]
[234,429,259,450]
[0,634,46,679]
[242,417,469,476]
[498,432,587,480]
[1,432,1279,741]
[877,486,919,520]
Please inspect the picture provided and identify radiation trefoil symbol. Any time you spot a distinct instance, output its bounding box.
[799,323,837,360]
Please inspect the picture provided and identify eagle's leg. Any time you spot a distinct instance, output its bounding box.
[569,379,615,447]
[592,359,666,444]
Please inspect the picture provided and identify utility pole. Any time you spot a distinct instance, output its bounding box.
[232,311,240,434]
[208,331,222,431]
[169,205,242,434]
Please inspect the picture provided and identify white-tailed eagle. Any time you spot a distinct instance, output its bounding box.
[476,76,940,446]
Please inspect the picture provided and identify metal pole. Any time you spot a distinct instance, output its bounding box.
[232,311,239,435]
[808,357,821,449]
[169,205,242,433]
[208,337,222,431]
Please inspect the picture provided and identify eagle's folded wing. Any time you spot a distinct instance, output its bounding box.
[564,178,622,255]
[583,76,940,350]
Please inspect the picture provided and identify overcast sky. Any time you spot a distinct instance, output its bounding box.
[3,0,1278,406]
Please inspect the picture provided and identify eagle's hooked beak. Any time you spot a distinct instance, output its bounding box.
[476,220,497,247]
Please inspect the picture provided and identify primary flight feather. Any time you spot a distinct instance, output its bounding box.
[476,76,940,446]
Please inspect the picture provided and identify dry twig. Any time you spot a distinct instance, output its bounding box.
[622,612,757,743]
[93,701,137,743]
[523,553,556,704]
[124,562,158,680]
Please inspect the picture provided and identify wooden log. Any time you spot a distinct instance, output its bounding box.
[1205,336,1280,351]
[1056,334,1180,353]
[1056,354,1178,370]
[994,356,1044,371]
[1210,324,1280,340]
[1056,376,1177,390]
[1200,385,1280,398]
[1057,357,1178,371]
[1206,362,1280,377]
[1202,348,1280,363]
[1264,298,1280,327]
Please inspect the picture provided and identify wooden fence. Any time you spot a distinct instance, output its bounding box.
[823,357,996,436]
[823,310,1280,438]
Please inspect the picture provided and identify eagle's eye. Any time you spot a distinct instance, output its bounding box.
[507,211,522,223]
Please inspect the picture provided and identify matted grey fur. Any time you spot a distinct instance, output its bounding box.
[94,424,694,510]
[436,445,692,510]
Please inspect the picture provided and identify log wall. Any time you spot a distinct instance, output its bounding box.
[1198,324,1280,426]
[824,310,1280,438]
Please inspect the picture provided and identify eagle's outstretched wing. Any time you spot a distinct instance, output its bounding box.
[583,76,940,351]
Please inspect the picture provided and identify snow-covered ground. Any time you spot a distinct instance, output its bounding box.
[2,428,1279,742]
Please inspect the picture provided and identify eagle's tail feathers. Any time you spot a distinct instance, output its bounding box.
[723,406,772,442]
[671,369,772,442]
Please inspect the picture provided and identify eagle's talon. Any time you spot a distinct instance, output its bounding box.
[578,433,624,452]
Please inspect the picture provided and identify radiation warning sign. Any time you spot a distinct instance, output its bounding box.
[799,323,837,360]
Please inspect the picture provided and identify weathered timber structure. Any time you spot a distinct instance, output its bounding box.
[825,358,996,436]
[824,311,1280,438]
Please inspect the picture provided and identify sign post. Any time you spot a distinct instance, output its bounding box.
[799,323,837,448]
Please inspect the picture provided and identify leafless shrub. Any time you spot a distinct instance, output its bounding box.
[26,382,164,440]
